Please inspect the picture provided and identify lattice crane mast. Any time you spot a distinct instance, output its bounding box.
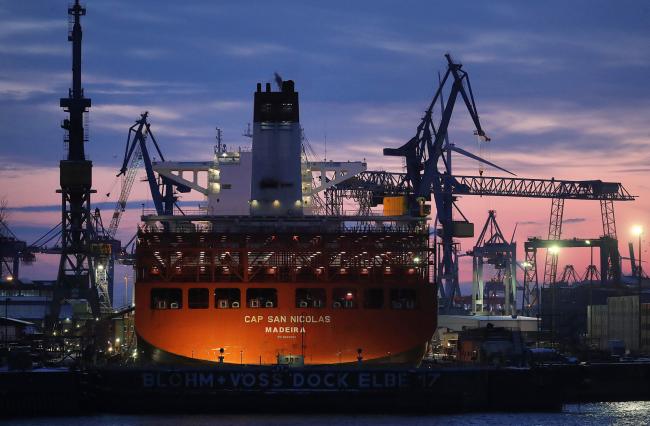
[107,124,144,238]
[383,54,513,311]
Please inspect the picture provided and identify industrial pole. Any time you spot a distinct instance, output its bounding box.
[589,244,593,349]
[52,0,98,327]
[632,225,643,352]
[639,231,643,353]
[4,297,8,349]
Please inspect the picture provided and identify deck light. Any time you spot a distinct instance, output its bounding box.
[632,225,643,237]
[548,245,560,255]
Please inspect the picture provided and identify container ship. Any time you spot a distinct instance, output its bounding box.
[134,80,436,366]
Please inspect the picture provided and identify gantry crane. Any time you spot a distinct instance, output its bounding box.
[470,210,517,315]
[334,171,633,315]
[0,219,28,281]
[330,55,635,313]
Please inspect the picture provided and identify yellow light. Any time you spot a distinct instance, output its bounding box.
[413,257,420,264]
[115,338,120,344]
[97,264,104,271]
[5,275,13,282]
[522,261,532,268]
[585,240,591,245]
[295,200,302,207]
[549,245,560,255]
[273,200,281,207]
[632,225,643,237]
[250,200,258,207]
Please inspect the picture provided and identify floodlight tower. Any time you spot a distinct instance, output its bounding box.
[52,0,98,325]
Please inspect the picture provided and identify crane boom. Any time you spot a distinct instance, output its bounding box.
[108,143,143,238]
[334,171,634,201]
[109,112,189,232]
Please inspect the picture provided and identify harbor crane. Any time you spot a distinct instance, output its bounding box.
[330,55,635,314]
[383,53,514,312]
[50,0,102,327]
[111,112,190,229]
[0,219,29,281]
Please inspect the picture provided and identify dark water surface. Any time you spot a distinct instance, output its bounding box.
[3,402,649,426]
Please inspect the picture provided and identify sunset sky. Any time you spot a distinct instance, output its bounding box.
[1,0,648,295]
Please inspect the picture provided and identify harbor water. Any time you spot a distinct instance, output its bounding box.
[4,402,650,426]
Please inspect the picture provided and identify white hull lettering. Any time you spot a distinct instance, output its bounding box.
[264,326,306,333]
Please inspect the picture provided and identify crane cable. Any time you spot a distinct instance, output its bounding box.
[105,175,120,198]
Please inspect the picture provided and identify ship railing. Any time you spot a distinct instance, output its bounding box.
[141,208,417,218]
[138,225,427,237]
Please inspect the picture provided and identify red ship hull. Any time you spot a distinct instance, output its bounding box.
[135,281,437,366]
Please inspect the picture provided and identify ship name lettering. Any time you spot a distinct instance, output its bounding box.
[265,326,306,333]
[267,315,287,323]
[290,315,331,323]
[244,315,264,323]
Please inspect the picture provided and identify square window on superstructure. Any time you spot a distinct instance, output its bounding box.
[214,288,241,308]
[390,288,417,309]
[188,288,209,309]
[333,288,357,309]
[364,288,384,309]
[295,288,326,308]
[151,288,183,310]
[247,288,277,308]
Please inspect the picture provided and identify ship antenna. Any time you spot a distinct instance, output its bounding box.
[242,123,252,139]
[215,127,222,153]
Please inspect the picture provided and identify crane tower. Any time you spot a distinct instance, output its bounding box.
[52,0,99,325]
